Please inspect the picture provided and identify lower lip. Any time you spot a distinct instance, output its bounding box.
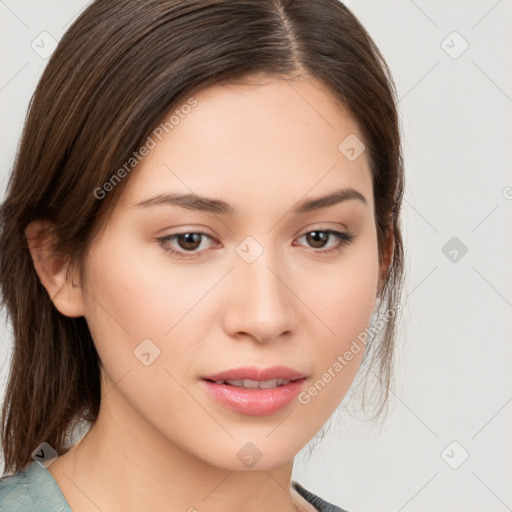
[200,378,307,416]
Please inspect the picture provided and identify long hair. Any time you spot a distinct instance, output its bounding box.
[0,0,404,475]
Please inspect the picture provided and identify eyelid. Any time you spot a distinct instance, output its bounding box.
[157,226,355,259]
[156,230,218,259]
[293,228,354,254]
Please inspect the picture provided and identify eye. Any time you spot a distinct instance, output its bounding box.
[157,228,355,260]
[157,231,218,259]
[294,229,354,255]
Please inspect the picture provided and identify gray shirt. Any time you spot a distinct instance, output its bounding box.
[0,461,348,511]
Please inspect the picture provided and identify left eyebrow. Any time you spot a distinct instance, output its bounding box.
[133,187,367,216]
[293,187,367,214]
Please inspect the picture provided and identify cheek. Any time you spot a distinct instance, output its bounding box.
[82,238,194,339]
[301,233,379,406]
[331,259,378,336]
[309,235,380,344]
[80,236,213,387]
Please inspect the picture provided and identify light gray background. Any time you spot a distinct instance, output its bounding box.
[1,1,511,511]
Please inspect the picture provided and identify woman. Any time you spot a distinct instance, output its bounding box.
[0,1,404,510]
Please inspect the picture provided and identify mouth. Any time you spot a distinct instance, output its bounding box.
[203,377,301,389]
[201,364,307,383]
[200,366,308,416]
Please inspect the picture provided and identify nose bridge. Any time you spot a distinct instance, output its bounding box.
[226,236,295,340]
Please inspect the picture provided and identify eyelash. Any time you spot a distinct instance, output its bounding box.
[156,228,355,260]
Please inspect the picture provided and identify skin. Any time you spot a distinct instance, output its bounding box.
[26,73,391,512]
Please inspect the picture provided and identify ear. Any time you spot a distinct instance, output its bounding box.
[377,225,394,298]
[24,219,85,318]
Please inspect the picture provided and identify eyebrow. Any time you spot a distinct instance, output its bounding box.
[134,187,367,216]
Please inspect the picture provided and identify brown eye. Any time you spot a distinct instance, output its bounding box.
[175,233,203,251]
[157,228,354,260]
[157,231,217,259]
[295,229,354,254]
[305,231,330,249]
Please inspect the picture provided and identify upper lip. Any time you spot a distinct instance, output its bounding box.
[201,365,307,382]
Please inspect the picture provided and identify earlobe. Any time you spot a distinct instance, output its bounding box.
[24,219,85,318]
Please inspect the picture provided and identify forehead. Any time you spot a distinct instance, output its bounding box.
[121,74,373,212]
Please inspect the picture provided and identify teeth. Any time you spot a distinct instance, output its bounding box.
[219,378,292,388]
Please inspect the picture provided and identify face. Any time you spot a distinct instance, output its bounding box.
[78,73,380,470]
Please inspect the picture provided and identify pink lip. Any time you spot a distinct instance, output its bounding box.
[201,365,306,382]
[200,365,308,416]
[200,379,307,416]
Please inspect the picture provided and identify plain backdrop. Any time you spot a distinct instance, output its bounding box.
[1,1,511,511]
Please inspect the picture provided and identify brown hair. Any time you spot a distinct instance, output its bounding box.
[0,0,404,475]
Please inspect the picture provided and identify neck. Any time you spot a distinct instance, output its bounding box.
[49,373,305,512]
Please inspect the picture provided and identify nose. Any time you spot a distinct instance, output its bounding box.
[221,245,297,344]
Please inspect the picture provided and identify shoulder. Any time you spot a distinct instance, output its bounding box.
[0,461,71,512]
[291,480,352,512]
